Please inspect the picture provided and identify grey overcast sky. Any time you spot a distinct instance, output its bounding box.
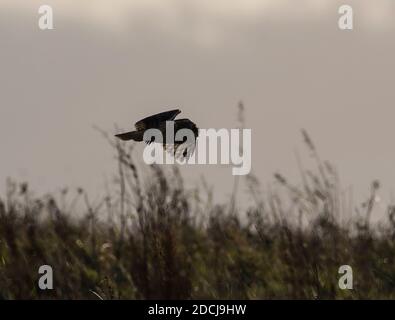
[1,0,394,218]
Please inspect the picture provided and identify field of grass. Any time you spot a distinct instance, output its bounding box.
[1,130,395,300]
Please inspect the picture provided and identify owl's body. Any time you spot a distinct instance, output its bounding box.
[115,109,199,158]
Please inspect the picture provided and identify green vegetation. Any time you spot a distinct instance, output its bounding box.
[0,131,394,299]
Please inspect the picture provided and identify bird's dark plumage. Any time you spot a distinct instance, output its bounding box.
[115,109,199,158]
[134,109,181,131]
[115,130,144,141]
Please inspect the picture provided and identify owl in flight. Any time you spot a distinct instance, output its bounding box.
[115,109,199,158]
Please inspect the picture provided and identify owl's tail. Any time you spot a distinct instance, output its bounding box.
[115,130,144,141]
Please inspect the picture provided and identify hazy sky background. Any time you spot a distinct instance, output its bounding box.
[1,0,394,219]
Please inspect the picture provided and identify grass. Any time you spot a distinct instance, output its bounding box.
[0,127,394,299]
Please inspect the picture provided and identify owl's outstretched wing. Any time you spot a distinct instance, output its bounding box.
[134,109,181,131]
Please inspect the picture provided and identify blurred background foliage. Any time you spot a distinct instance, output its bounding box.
[0,128,394,300]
